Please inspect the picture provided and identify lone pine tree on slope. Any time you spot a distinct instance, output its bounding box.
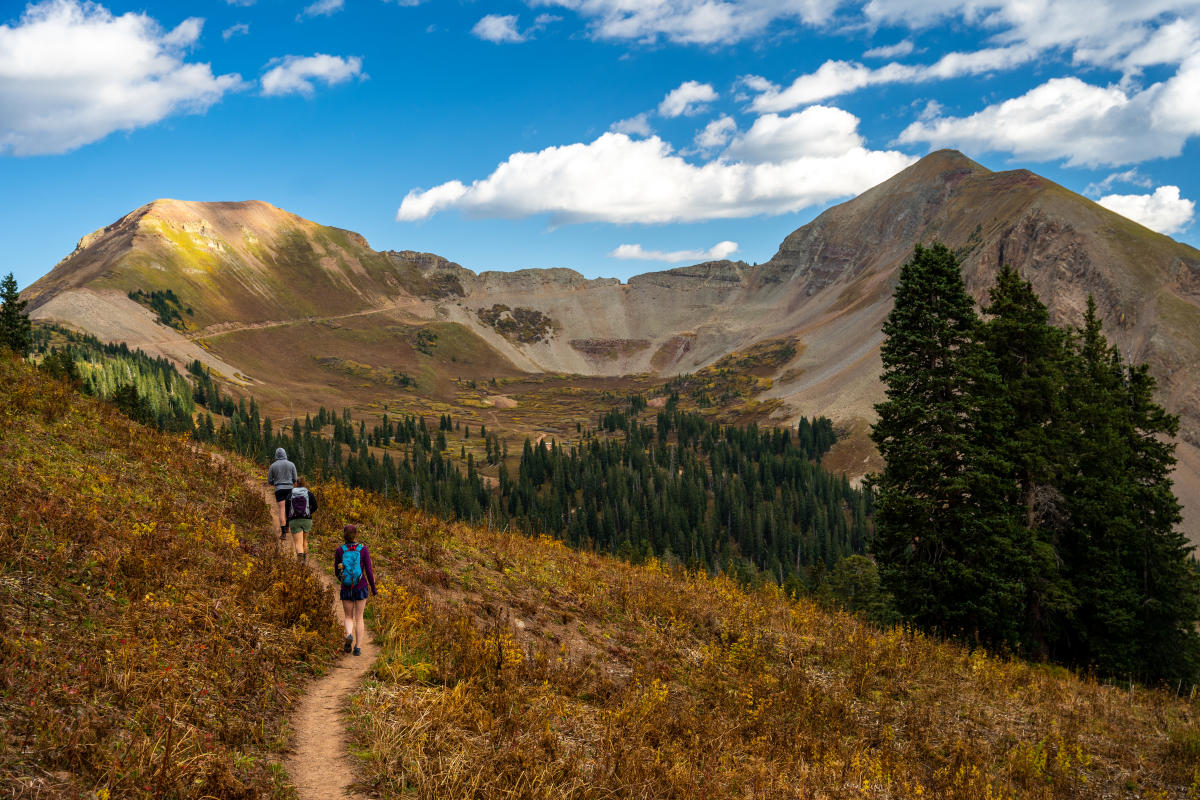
[0,272,32,357]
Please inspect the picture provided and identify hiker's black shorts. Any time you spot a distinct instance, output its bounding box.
[274,488,291,502]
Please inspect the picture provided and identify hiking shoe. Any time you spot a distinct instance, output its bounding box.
[353,647,361,657]
[298,552,307,564]
[344,634,353,654]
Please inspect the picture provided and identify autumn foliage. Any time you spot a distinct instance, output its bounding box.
[0,354,335,799]
[312,481,1200,800]
[6,345,1200,799]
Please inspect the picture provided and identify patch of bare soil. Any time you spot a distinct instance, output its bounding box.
[486,394,518,408]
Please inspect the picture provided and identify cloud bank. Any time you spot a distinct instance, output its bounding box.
[529,0,838,45]
[897,59,1200,166]
[397,109,915,225]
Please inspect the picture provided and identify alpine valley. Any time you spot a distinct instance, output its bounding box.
[23,149,1200,540]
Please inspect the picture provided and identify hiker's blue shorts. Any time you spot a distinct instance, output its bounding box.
[340,586,369,602]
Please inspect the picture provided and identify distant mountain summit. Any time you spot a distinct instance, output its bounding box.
[24,150,1200,539]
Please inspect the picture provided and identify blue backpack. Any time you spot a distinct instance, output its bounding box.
[340,543,363,587]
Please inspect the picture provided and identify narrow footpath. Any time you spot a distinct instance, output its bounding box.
[257,482,380,800]
[284,562,380,800]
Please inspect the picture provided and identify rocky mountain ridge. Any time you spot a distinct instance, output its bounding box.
[23,149,1200,539]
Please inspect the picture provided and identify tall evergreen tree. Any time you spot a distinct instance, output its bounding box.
[871,243,1024,648]
[978,266,1076,659]
[1061,299,1200,681]
[0,272,32,357]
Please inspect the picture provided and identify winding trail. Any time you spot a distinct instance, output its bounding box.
[249,479,380,799]
[284,560,380,800]
[187,297,425,342]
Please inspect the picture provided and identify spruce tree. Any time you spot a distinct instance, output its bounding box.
[978,266,1076,659]
[1062,299,1200,681]
[871,243,1024,648]
[0,272,32,357]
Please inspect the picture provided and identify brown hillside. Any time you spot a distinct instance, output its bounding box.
[22,151,1200,540]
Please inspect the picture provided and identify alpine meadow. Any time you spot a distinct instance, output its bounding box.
[7,0,1200,796]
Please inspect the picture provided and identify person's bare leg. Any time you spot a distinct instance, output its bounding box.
[276,500,288,530]
[341,599,355,652]
[294,530,306,556]
[353,599,367,650]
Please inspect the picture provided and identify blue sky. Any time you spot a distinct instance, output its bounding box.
[2,0,1199,289]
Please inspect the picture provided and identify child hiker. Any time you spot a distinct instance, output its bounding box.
[267,447,297,540]
[335,524,376,656]
[286,477,317,563]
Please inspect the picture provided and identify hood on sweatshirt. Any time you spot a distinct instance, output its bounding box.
[275,448,287,461]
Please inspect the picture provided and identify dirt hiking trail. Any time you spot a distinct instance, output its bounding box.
[284,560,379,800]
[252,479,379,799]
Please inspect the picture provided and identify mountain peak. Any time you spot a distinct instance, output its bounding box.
[887,149,992,188]
[137,198,300,230]
[920,148,989,170]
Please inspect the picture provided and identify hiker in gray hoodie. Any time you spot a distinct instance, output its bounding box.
[268,447,298,539]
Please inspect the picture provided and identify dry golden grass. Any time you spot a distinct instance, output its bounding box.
[0,355,336,799]
[304,481,1200,800]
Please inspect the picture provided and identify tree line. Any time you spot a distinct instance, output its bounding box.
[31,326,196,432]
[871,243,1200,683]
[20,313,869,595]
[499,400,870,590]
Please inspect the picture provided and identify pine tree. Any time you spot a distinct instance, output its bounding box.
[871,243,1024,648]
[978,266,1076,658]
[1062,299,1200,681]
[0,273,32,357]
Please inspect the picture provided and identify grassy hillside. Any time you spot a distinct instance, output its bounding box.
[0,355,334,799]
[8,344,1200,798]
[301,483,1200,799]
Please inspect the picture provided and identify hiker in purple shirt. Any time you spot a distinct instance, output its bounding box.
[335,524,376,656]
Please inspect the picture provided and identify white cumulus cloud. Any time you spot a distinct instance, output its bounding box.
[897,56,1200,167]
[396,126,916,225]
[1098,185,1195,235]
[863,0,1200,71]
[658,81,717,118]
[611,241,739,263]
[725,106,862,163]
[260,54,363,97]
[611,112,653,137]
[694,115,737,151]
[746,46,1033,112]
[864,40,914,59]
[472,14,525,43]
[0,0,242,156]
[1084,168,1153,197]
[222,23,249,40]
